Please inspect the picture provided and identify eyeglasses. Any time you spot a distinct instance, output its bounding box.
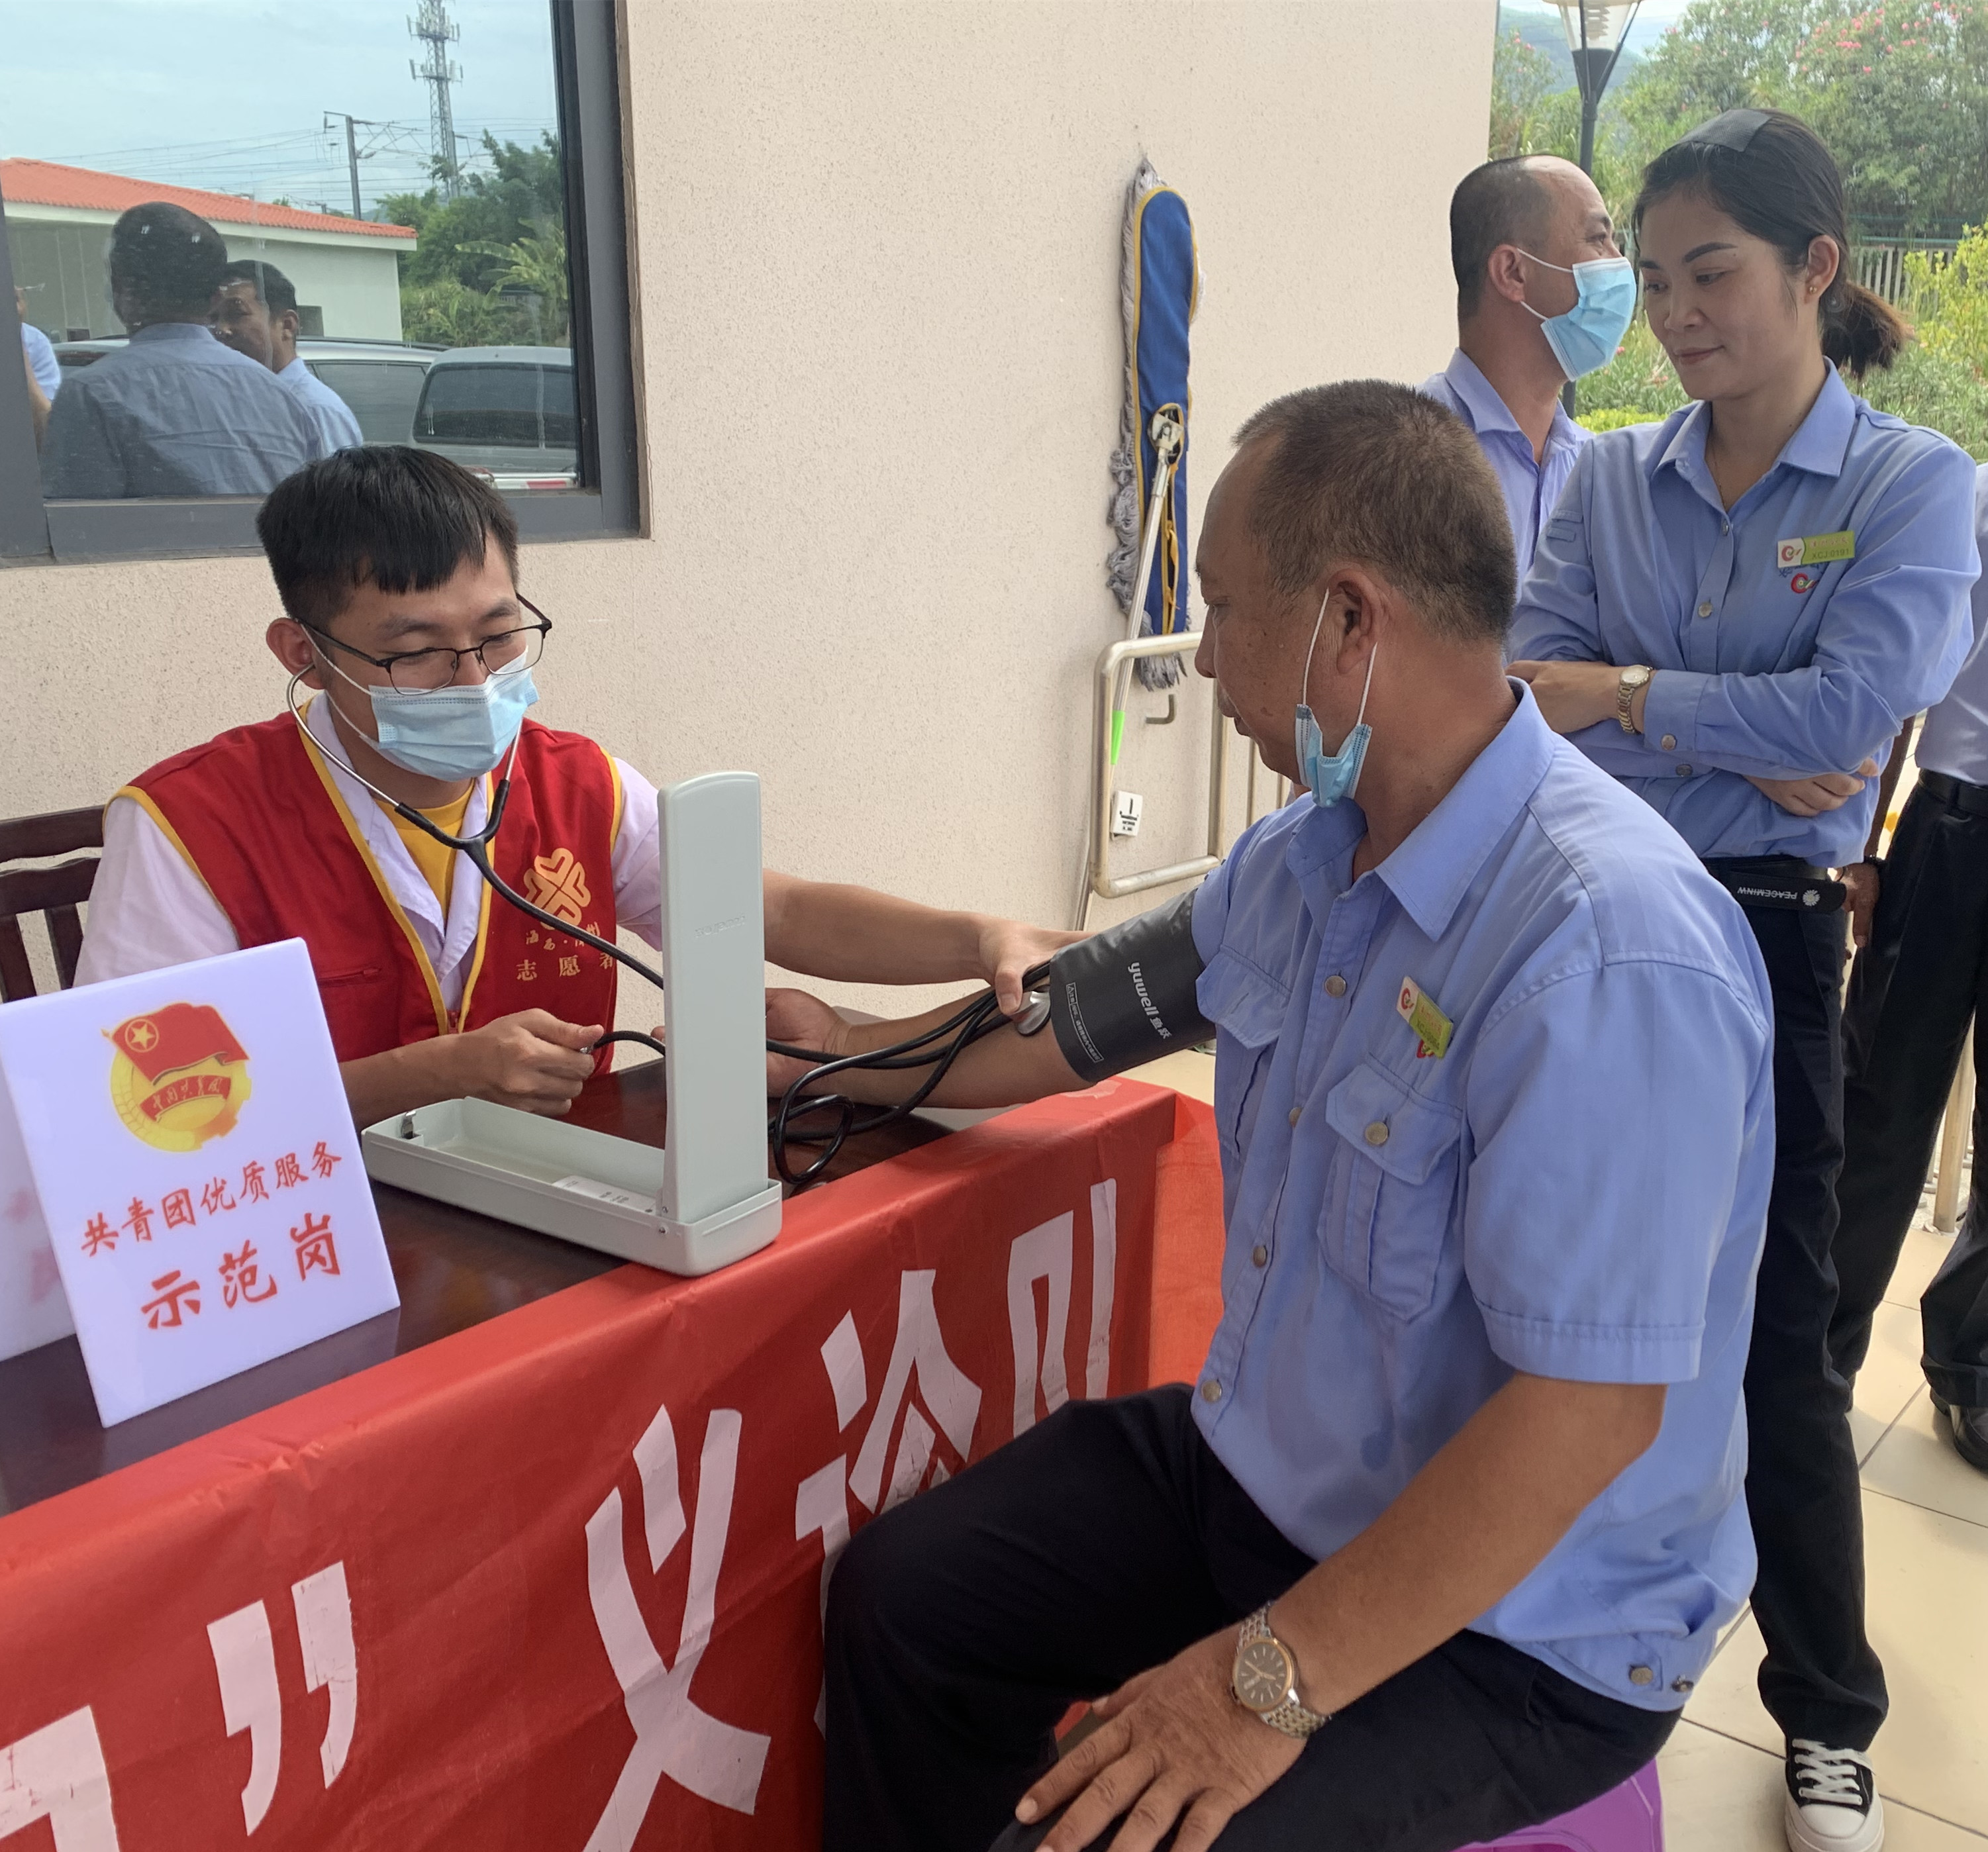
[303,597,552,692]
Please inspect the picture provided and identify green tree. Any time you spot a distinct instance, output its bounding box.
[1490,28,1562,156]
[1797,1,1988,234]
[456,224,570,345]
[1905,222,1988,363]
[382,132,570,343]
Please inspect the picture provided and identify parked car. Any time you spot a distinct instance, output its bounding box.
[295,339,440,446]
[52,335,438,449]
[411,346,577,491]
[52,338,125,373]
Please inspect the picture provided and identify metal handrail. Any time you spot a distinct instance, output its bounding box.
[1079,632,1226,920]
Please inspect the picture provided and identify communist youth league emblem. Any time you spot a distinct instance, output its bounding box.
[107,1002,253,1152]
[525,846,591,926]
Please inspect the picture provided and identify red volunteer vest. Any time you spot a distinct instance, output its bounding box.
[124,714,622,1070]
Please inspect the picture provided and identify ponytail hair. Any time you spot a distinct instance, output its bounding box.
[1632,108,1911,378]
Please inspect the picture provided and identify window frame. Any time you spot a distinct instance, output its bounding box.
[0,0,636,565]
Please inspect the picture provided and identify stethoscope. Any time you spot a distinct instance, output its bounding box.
[281,667,1032,1187]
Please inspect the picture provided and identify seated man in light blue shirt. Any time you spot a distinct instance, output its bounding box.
[39,201,321,499]
[1422,156,1626,581]
[213,259,365,453]
[777,381,1776,1852]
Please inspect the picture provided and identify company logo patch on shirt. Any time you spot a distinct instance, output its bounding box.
[1397,978,1453,1061]
[1775,530,1855,570]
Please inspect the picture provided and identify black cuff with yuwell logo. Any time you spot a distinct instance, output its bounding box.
[1040,889,1213,1085]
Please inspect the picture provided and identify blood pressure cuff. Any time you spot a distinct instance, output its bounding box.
[1042,890,1213,1085]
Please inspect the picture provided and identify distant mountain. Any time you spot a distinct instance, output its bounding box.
[1498,3,1646,91]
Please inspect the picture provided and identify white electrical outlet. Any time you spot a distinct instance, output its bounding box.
[1111,791,1144,838]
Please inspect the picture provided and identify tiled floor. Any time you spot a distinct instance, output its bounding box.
[1123,1048,1988,1849]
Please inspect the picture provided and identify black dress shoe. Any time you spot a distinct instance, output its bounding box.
[1949,1400,1988,1473]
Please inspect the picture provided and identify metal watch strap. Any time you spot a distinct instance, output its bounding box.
[1236,1605,1332,1739]
[1616,665,1651,733]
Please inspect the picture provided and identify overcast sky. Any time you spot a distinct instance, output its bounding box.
[0,0,561,217]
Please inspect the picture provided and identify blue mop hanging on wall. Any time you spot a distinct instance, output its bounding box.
[1105,160,1200,763]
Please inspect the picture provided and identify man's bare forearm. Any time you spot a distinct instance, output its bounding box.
[1271,1372,1666,1714]
[786,999,1084,1108]
[341,1041,452,1126]
[764,871,989,984]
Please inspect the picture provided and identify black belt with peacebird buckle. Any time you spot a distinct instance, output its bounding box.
[1702,855,1846,915]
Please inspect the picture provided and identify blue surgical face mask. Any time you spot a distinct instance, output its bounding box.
[1293,597,1376,809]
[319,650,539,781]
[1517,251,1637,381]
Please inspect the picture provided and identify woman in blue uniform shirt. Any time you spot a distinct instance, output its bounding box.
[1509,110,1978,1852]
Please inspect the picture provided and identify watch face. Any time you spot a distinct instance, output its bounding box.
[1234,1638,1293,1713]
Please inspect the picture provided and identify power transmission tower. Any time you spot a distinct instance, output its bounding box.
[407,0,464,198]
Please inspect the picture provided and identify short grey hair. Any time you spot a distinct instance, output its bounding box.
[1233,381,1516,646]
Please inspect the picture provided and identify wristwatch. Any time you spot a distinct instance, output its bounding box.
[1230,1605,1332,1738]
[1616,664,1652,733]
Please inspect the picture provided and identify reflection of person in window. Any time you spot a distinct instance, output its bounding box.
[213,259,364,454]
[16,284,58,447]
[38,201,321,499]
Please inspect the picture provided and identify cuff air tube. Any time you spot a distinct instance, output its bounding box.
[1040,889,1213,1085]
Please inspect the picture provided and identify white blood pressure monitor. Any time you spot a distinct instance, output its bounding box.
[359,772,783,1277]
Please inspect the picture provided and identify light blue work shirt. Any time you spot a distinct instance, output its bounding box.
[278,356,364,452]
[39,321,322,499]
[21,322,60,400]
[1914,465,1988,787]
[1509,369,1979,864]
[1420,348,1587,584]
[1190,685,1774,1710]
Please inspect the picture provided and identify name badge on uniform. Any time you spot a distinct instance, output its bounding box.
[1775,530,1856,571]
[1397,978,1453,1061]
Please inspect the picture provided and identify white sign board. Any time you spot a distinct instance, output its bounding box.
[0,939,398,1426]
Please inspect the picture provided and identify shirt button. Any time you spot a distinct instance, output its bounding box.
[1676,765,1692,777]
[1628,1665,1656,1687]
[1288,1106,1302,1127]
[1671,1677,1695,1694]
[1252,1243,1269,1267]
[1201,1379,1222,1404]
[1324,974,1346,997]
[1660,733,1677,751]
[1364,1121,1390,1147]
[1697,600,1713,618]
[1721,520,1730,534]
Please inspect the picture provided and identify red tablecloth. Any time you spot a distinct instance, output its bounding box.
[0,1081,1224,1850]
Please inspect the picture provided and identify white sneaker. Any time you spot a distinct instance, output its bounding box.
[1783,1740,1884,1852]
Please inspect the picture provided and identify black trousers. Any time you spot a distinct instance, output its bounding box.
[1833,781,1988,1412]
[821,1387,1673,1852]
[1732,901,1887,1750]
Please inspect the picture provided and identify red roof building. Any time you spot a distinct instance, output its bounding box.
[0,160,415,242]
[2,158,417,342]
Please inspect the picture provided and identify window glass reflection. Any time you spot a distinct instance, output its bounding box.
[5,0,573,501]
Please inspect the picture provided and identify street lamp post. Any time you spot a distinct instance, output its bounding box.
[1553,1,1641,412]
[1555,1,1643,178]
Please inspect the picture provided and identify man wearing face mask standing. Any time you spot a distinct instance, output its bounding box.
[75,447,1073,1124]
[1422,156,1636,581]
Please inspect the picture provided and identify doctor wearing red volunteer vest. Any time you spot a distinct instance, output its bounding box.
[1509,111,1979,1852]
[77,446,1071,1127]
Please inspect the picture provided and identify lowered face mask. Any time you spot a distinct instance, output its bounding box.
[1517,251,1637,381]
[1293,598,1376,809]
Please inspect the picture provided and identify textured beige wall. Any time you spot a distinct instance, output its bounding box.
[0,0,1495,1017]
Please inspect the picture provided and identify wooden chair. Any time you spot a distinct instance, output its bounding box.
[0,806,104,1001]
